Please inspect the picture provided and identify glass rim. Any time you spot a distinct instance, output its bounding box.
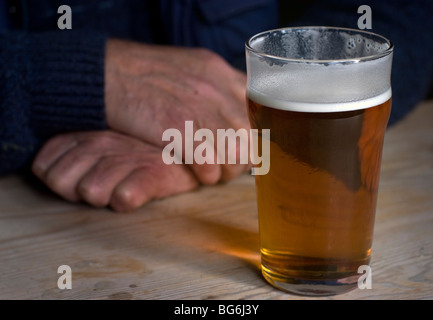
[245,26,394,65]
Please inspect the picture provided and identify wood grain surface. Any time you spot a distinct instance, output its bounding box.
[0,101,432,300]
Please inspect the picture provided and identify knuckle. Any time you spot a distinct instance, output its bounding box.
[194,47,214,59]
[93,135,114,149]
[194,48,224,65]
[82,132,118,150]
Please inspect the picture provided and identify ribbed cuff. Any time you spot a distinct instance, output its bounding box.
[28,31,108,136]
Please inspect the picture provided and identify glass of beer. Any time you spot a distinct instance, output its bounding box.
[246,27,393,296]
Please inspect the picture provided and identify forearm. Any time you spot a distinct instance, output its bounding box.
[0,31,107,175]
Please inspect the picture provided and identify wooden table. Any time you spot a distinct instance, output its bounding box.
[1,101,432,300]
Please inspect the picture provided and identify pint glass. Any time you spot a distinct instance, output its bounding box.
[246,27,393,295]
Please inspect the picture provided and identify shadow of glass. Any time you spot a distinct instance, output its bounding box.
[184,216,261,275]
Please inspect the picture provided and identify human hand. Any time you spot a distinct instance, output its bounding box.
[104,39,251,185]
[32,131,199,212]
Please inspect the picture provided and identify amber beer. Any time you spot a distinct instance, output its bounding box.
[246,27,394,295]
[248,94,391,295]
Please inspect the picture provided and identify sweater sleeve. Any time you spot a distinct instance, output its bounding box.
[0,31,107,176]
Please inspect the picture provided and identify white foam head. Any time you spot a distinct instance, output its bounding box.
[246,27,393,112]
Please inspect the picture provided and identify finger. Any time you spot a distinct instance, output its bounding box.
[77,155,143,208]
[42,147,101,202]
[212,71,250,182]
[157,90,224,186]
[187,131,222,186]
[110,164,199,213]
[220,163,252,182]
[190,163,222,186]
[32,134,79,179]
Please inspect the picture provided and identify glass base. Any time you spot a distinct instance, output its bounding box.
[262,267,359,296]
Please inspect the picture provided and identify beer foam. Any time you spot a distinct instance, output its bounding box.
[246,27,393,113]
[248,87,391,113]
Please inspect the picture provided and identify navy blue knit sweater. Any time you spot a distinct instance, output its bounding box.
[1,0,432,176]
